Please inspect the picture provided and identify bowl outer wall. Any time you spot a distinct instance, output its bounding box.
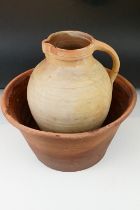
[1,69,137,171]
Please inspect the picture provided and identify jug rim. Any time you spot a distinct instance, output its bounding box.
[42,30,95,60]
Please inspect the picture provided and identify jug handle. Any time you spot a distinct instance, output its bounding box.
[94,40,120,84]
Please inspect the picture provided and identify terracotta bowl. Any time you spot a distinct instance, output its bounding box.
[1,69,137,171]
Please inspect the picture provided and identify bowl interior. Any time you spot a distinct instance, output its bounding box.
[4,70,134,132]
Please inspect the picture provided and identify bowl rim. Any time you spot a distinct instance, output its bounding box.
[1,68,137,139]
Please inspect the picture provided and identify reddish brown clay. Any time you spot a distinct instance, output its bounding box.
[1,69,137,171]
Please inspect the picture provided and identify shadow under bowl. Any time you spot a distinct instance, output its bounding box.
[1,69,137,171]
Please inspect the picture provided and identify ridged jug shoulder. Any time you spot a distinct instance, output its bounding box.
[27,31,120,133]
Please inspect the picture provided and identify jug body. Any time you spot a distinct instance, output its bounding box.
[27,31,120,133]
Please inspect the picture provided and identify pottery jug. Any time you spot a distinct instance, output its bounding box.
[27,31,120,133]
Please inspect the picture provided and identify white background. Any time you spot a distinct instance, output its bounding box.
[0,90,140,210]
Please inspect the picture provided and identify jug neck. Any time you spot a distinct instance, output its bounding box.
[42,31,95,61]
